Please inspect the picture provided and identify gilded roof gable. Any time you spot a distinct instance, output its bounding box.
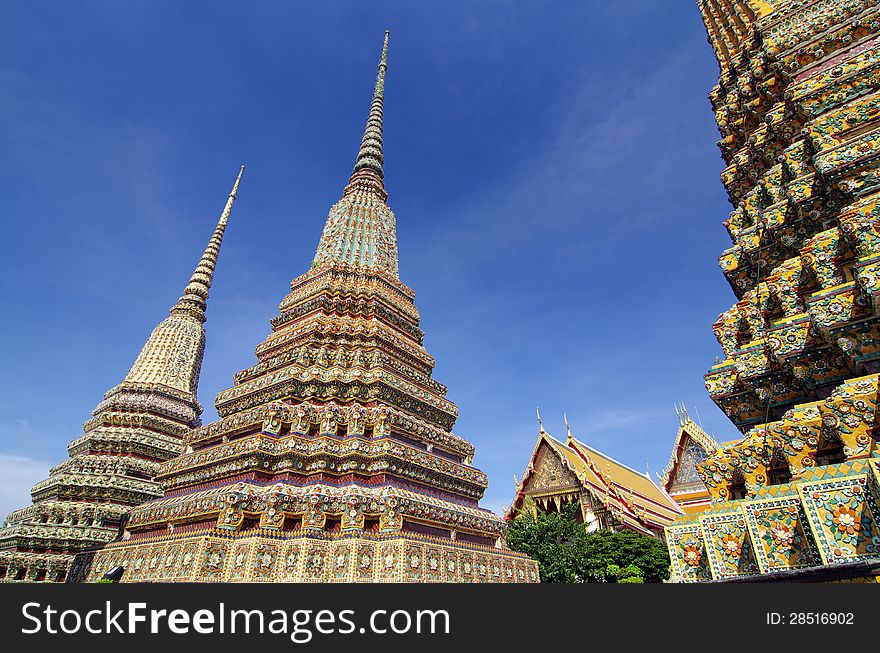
[512,429,683,534]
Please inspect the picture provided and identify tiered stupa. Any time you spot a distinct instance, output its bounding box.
[0,167,244,582]
[666,0,880,582]
[85,32,538,583]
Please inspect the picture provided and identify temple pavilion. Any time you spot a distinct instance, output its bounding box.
[509,416,683,539]
[658,406,717,516]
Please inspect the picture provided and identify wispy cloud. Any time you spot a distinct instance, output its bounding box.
[408,47,714,280]
[0,417,46,446]
[573,407,671,435]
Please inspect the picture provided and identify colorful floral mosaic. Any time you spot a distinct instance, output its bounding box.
[800,474,880,564]
[666,523,713,583]
[668,0,880,581]
[743,497,820,572]
[700,512,760,578]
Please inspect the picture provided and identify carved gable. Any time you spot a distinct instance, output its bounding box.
[524,442,581,495]
[668,437,710,495]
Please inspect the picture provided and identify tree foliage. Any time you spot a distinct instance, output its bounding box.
[505,500,671,583]
[605,563,644,583]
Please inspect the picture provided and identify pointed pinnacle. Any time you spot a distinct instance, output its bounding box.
[345,31,390,198]
[171,165,244,323]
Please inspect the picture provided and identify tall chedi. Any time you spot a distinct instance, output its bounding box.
[85,32,538,583]
[0,167,244,582]
[666,1,880,582]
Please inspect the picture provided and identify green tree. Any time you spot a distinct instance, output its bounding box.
[584,529,671,583]
[505,499,671,583]
[604,563,644,583]
[504,500,589,583]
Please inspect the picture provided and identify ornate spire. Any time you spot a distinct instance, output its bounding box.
[343,30,390,200]
[171,165,245,323]
[0,167,246,582]
[122,166,244,397]
[312,32,399,277]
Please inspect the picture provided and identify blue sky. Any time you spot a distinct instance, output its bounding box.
[0,1,736,517]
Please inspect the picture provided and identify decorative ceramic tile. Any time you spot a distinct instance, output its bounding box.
[700,511,760,579]
[800,474,880,564]
[666,525,713,583]
[743,497,820,573]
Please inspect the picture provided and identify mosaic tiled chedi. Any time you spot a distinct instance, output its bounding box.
[86,32,537,583]
[667,0,880,582]
[0,168,245,583]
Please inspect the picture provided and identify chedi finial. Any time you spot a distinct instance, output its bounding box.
[171,165,244,323]
[345,31,390,199]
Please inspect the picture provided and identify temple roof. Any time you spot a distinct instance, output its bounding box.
[658,411,720,491]
[512,425,683,535]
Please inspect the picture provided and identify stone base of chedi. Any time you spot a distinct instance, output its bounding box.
[85,484,535,582]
